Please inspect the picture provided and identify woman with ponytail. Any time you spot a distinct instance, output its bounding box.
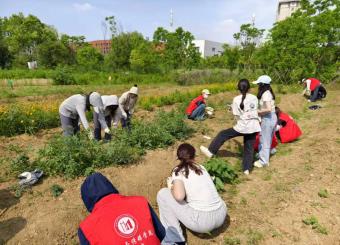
[200,79,261,175]
[157,143,227,245]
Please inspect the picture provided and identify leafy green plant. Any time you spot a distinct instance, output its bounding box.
[204,158,238,192]
[10,154,31,174]
[318,189,329,198]
[50,184,64,197]
[303,216,328,235]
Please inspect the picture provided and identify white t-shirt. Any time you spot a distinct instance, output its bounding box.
[232,94,261,134]
[171,165,224,212]
[259,90,275,113]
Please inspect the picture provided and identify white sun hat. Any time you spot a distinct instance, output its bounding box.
[252,75,272,85]
[202,89,211,95]
[129,85,139,95]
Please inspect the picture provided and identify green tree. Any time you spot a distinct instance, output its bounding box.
[37,41,73,68]
[76,46,104,70]
[2,13,58,67]
[222,44,241,72]
[130,42,160,73]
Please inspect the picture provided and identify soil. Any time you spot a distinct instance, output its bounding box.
[0,89,339,245]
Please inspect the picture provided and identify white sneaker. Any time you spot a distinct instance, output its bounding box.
[243,170,250,175]
[254,160,263,168]
[200,146,213,158]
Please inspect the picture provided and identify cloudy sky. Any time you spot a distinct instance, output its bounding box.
[0,0,279,44]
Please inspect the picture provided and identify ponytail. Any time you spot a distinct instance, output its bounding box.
[238,79,250,110]
[85,92,93,111]
[174,143,202,178]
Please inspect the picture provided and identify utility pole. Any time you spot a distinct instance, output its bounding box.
[252,13,256,27]
[170,8,174,31]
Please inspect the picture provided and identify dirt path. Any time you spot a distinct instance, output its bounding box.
[0,90,339,245]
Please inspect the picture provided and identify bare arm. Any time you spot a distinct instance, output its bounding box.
[171,180,186,202]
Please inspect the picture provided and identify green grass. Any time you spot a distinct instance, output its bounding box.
[246,229,264,245]
[224,237,241,245]
[302,216,328,235]
[318,189,329,198]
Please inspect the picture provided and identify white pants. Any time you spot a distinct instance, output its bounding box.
[157,188,227,244]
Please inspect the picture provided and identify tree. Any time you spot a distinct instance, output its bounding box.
[106,32,146,70]
[37,40,73,68]
[76,46,104,70]
[2,13,58,67]
[153,27,201,70]
[257,0,339,83]
[222,44,241,72]
[130,42,160,73]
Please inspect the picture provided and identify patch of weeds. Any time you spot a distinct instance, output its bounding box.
[246,229,264,245]
[304,163,314,171]
[310,201,327,209]
[9,184,32,198]
[240,197,248,206]
[204,158,239,192]
[224,237,241,245]
[50,184,64,197]
[227,185,239,198]
[262,169,273,181]
[271,230,281,238]
[10,154,32,174]
[318,189,329,198]
[276,146,292,156]
[274,182,289,193]
[302,216,328,235]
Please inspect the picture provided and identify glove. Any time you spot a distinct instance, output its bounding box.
[166,177,173,189]
[87,130,94,140]
[104,128,111,134]
[122,111,128,120]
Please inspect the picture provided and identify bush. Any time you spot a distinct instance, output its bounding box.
[204,158,239,192]
[52,66,76,85]
[50,184,64,197]
[10,154,31,174]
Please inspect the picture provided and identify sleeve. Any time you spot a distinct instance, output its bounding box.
[118,93,127,113]
[261,91,272,102]
[112,108,122,128]
[129,97,138,115]
[148,204,166,242]
[97,111,109,130]
[78,228,90,245]
[231,98,240,116]
[76,104,90,130]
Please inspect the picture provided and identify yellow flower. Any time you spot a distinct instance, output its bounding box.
[20,120,24,123]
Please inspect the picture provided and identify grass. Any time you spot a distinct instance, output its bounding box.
[224,237,241,245]
[246,229,264,245]
[50,184,64,197]
[318,189,329,198]
[302,216,328,235]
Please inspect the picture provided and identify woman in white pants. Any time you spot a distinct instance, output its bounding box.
[157,143,227,245]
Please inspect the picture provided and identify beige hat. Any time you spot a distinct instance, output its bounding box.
[202,89,211,95]
[129,85,138,95]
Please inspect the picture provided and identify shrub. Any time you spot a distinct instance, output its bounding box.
[302,216,328,235]
[50,184,64,197]
[318,189,329,198]
[10,154,31,174]
[204,158,239,192]
[52,66,76,85]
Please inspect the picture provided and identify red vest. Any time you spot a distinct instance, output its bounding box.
[278,112,302,143]
[186,95,205,115]
[80,194,160,245]
[308,78,321,91]
[254,133,278,152]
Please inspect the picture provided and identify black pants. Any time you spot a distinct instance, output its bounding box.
[208,128,257,171]
[121,111,132,131]
[93,113,112,141]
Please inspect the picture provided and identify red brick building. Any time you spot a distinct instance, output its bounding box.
[89,40,112,55]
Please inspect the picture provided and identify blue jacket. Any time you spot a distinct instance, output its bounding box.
[78,172,165,245]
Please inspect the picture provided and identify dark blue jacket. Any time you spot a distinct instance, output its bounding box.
[78,172,165,245]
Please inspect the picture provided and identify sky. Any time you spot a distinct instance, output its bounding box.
[0,0,279,44]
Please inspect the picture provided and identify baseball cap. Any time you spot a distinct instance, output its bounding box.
[252,75,272,85]
[202,89,211,95]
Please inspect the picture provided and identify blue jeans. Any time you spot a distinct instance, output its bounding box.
[310,85,321,102]
[259,112,277,165]
[189,104,206,121]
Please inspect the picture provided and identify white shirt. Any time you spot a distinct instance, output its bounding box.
[232,94,261,134]
[259,90,275,113]
[171,165,224,211]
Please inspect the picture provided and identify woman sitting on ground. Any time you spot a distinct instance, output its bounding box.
[157,143,227,245]
[185,89,211,121]
[200,79,261,175]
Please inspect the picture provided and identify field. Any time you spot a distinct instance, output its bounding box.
[0,81,339,245]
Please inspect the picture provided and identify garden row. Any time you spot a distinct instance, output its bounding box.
[0,82,237,137]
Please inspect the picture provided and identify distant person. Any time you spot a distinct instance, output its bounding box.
[252,75,277,168]
[157,143,227,244]
[78,173,165,245]
[301,78,327,102]
[119,85,139,131]
[185,89,211,121]
[200,79,261,175]
[59,92,109,138]
[93,95,122,141]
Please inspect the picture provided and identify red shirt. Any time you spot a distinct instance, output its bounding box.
[186,95,205,116]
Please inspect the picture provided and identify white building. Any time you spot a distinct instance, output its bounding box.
[192,40,224,58]
[276,0,301,21]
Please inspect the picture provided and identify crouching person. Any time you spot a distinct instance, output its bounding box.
[93,95,122,141]
[59,92,109,139]
[157,144,227,245]
[186,89,211,121]
[78,173,165,245]
[301,78,327,102]
[119,85,139,131]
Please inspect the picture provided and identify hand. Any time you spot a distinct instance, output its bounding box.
[166,177,173,189]
[122,112,128,119]
[104,128,111,134]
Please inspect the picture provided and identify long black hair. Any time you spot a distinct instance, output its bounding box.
[257,84,275,100]
[238,79,250,110]
[174,143,203,179]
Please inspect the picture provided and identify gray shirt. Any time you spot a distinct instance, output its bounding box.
[118,91,138,115]
[59,94,108,130]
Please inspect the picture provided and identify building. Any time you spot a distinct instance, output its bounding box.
[192,40,224,58]
[276,0,301,21]
[89,40,112,55]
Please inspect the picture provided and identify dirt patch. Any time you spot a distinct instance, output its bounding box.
[0,91,339,244]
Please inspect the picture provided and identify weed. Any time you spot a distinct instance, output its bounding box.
[318,189,329,198]
[304,163,313,171]
[302,216,328,235]
[224,237,241,245]
[204,158,239,192]
[274,182,289,193]
[240,197,248,206]
[10,154,31,174]
[246,229,264,245]
[51,184,64,197]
